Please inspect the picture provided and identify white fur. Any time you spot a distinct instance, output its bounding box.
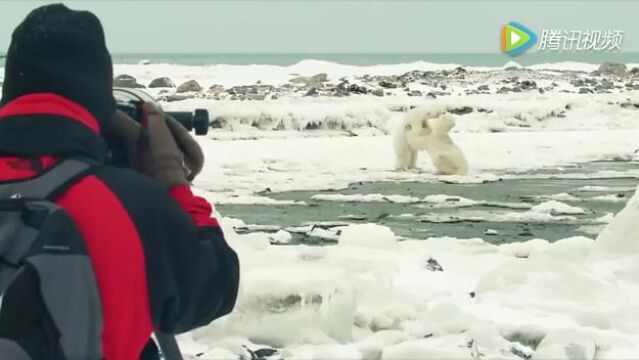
[394,106,468,175]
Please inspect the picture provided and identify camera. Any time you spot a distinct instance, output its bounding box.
[107,88,210,168]
[113,88,210,136]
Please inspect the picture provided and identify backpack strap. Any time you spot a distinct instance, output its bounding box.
[0,158,98,201]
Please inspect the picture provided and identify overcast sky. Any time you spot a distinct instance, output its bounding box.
[1,1,638,54]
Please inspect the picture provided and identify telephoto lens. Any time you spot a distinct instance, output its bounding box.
[112,88,210,135]
[108,88,210,168]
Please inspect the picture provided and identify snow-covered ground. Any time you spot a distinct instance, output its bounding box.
[181,132,639,359]
[180,200,639,359]
[193,129,639,204]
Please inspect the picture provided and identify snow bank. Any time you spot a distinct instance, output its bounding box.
[100,59,639,135]
[530,201,587,215]
[195,129,639,195]
[183,205,639,359]
[161,92,639,134]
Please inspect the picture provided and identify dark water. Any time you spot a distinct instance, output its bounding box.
[217,161,639,245]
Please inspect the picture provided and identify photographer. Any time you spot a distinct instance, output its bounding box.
[0,4,239,359]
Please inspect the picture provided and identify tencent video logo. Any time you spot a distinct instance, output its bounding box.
[501,22,537,56]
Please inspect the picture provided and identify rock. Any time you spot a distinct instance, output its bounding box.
[228,85,273,96]
[341,83,367,94]
[496,86,511,94]
[371,89,384,97]
[304,88,318,97]
[519,80,537,90]
[148,77,175,88]
[165,94,193,102]
[407,90,422,97]
[379,81,398,89]
[289,76,307,84]
[310,73,328,83]
[176,79,202,93]
[477,84,489,91]
[426,92,437,99]
[449,106,473,115]
[208,84,224,94]
[571,79,585,87]
[579,87,594,94]
[600,78,614,89]
[252,348,278,359]
[620,101,639,109]
[453,66,467,74]
[597,62,627,76]
[630,67,639,76]
[425,258,443,271]
[248,94,266,101]
[289,73,328,86]
[113,74,145,88]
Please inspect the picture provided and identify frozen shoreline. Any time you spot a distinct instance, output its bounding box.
[179,202,639,360]
[105,59,639,136]
[178,124,639,359]
[194,129,639,200]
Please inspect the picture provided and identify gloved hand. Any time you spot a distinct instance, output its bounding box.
[164,112,204,180]
[108,103,204,186]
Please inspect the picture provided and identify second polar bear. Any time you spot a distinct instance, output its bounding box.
[394,105,468,175]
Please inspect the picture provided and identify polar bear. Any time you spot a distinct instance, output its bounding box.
[394,105,468,175]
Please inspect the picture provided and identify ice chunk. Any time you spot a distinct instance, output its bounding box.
[270,230,293,244]
[283,344,362,360]
[232,266,356,346]
[356,330,412,360]
[498,239,550,258]
[530,201,586,215]
[381,339,470,360]
[532,329,595,360]
[338,224,397,250]
[593,187,639,254]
